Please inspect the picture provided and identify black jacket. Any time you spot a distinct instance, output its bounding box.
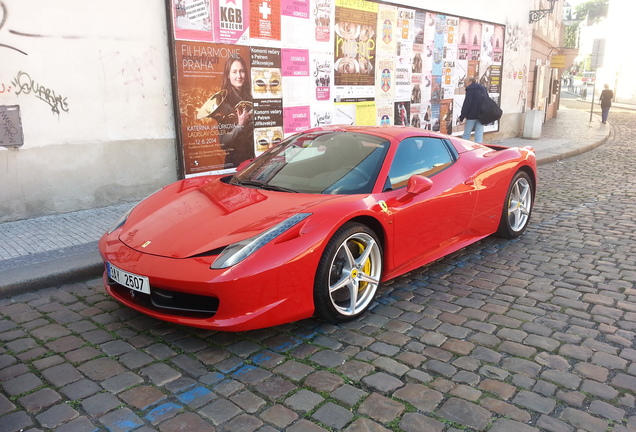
[460,82,486,121]
[599,89,613,108]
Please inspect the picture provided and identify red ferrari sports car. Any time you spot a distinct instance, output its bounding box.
[99,125,536,331]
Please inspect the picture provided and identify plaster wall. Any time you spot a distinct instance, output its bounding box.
[0,0,177,222]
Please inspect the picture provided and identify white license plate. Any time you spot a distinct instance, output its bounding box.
[107,263,150,294]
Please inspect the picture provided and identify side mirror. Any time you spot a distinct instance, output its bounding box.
[406,175,433,195]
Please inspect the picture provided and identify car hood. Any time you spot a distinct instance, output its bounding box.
[118,177,339,258]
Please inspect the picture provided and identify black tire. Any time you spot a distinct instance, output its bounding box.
[314,222,383,322]
[496,170,534,239]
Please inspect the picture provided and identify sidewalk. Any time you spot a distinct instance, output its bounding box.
[0,106,611,297]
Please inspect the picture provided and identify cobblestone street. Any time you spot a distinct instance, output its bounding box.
[2,106,636,431]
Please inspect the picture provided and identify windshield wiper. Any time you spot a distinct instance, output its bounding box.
[233,178,264,188]
[232,177,297,193]
[260,184,298,193]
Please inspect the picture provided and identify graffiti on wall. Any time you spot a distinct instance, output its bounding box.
[504,20,532,110]
[11,71,69,115]
[0,1,27,55]
[505,21,532,53]
[98,48,163,102]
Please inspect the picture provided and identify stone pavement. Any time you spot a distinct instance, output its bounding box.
[1,102,630,432]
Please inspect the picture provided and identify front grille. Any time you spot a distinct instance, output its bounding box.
[108,280,218,319]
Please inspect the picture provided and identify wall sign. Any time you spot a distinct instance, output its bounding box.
[0,105,24,148]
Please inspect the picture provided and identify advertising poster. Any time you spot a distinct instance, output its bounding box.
[421,98,432,130]
[486,64,502,94]
[334,103,356,125]
[469,20,482,61]
[414,10,425,45]
[251,47,284,155]
[458,19,469,60]
[168,0,506,175]
[430,103,440,132]
[446,16,459,46]
[398,8,415,42]
[453,95,464,133]
[173,0,214,41]
[334,0,378,101]
[395,55,411,102]
[410,103,421,128]
[439,98,453,135]
[214,0,250,45]
[375,4,397,104]
[432,14,445,77]
[250,0,282,43]
[468,60,480,83]
[493,25,504,62]
[375,57,395,102]
[282,48,311,106]
[356,101,376,125]
[481,23,495,65]
[376,102,393,125]
[281,48,311,134]
[311,105,333,127]
[175,42,253,176]
[311,52,333,103]
[282,0,311,47]
[394,101,410,126]
[377,4,398,55]
[313,0,334,44]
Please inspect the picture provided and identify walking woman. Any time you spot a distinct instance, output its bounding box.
[599,84,614,124]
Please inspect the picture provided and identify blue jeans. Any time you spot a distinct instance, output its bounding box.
[601,107,610,123]
[463,119,484,143]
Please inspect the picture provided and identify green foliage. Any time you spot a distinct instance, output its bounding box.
[564,23,579,48]
[575,0,608,21]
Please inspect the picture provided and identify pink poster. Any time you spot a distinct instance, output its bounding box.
[282,49,310,77]
[284,106,311,134]
[213,0,250,44]
[282,0,310,18]
[172,0,214,42]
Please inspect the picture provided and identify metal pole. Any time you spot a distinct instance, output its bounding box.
[589,81,596,122]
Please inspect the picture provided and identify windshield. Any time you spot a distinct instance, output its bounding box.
[232,131,390,194]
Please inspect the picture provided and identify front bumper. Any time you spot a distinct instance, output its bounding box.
[98,235,318,331]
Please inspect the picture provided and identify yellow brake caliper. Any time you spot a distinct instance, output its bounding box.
[352,240,371,292]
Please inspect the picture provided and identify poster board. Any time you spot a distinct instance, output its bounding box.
[167,0,504,177]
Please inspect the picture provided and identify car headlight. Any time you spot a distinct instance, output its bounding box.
[211,213,311,269]
[107,207,134,234]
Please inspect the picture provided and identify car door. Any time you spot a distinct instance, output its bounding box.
[382,137,478,274]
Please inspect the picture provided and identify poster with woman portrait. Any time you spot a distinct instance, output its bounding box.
[175,42,254,177]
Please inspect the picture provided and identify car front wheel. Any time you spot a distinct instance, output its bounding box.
[314,222,383,322]
[496,170,534,239]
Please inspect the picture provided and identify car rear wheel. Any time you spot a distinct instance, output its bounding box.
[496,171,534,239]
[314,222,382,322]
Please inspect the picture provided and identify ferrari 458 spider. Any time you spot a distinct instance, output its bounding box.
[99,125,536,331]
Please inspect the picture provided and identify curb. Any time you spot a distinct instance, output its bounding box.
[0,250,103,298]
[536,122,611,166]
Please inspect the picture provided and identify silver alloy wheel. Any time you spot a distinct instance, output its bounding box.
[507,176,532,232]
[328,232,382,316]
